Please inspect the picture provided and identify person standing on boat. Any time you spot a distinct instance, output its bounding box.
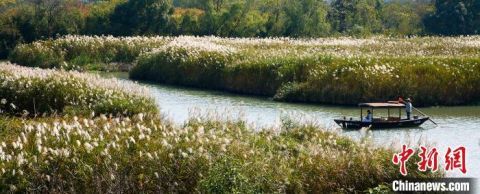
[405,98,413,120]
[402,98,413,120]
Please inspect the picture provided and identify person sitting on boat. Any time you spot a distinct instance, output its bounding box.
[363,110,373,122]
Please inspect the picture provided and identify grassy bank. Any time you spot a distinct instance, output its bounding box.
[131,36,480,106]
[9,35,171,71]
[0,114,442,193]
[10,36,480,106]
[0,62,157,117]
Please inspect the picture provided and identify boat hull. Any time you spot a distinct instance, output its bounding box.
[334,117,429,129]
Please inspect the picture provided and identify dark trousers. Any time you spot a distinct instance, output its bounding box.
[407,112,411,120]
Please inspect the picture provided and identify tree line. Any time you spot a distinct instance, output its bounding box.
[1,0,479,58]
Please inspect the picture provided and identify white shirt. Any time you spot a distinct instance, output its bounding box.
[363,113,373,122]
[405,102,412,113]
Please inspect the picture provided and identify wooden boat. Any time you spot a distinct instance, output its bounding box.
[334,102,429,129]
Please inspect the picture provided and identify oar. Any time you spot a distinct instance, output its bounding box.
[413,107,438,126]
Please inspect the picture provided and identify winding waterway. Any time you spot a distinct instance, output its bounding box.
[105,72,480,178]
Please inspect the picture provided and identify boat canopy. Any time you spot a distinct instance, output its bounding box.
[358,102,405,108]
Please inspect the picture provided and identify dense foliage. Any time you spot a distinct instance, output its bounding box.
[130,36,480,106]
[0,62,157,116]
[1,0,479,59]
[424,1,480,35]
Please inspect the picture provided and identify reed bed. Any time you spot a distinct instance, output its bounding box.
[0,114,441,193]
[10,36,480,106]
[9,35,172,71]
[0,62,157,116]
[0,62,441,192]
[131,36,480,106]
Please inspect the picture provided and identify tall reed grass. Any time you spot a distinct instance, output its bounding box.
[0,114,442,193]
[131,36,480,106]
[0,62,157,116]
[9,35,171,71]
[10,35,480,105]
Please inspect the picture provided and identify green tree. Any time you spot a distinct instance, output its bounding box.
[283,0,330,37]
[13,0,85,42]
[424,0,480,35]
[109,0,175,36]
[216,3,244,36]
[381,1,426,36]
[84,0,125,35]
[0,8,22,58]
[177,11,201,35]
[198,1,220,35]
[262,0,288,36]
[328,0,383,36]
[215,1,268,37]
[328,0,355,33]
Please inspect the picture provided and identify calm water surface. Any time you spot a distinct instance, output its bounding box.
[106,72,480,178]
